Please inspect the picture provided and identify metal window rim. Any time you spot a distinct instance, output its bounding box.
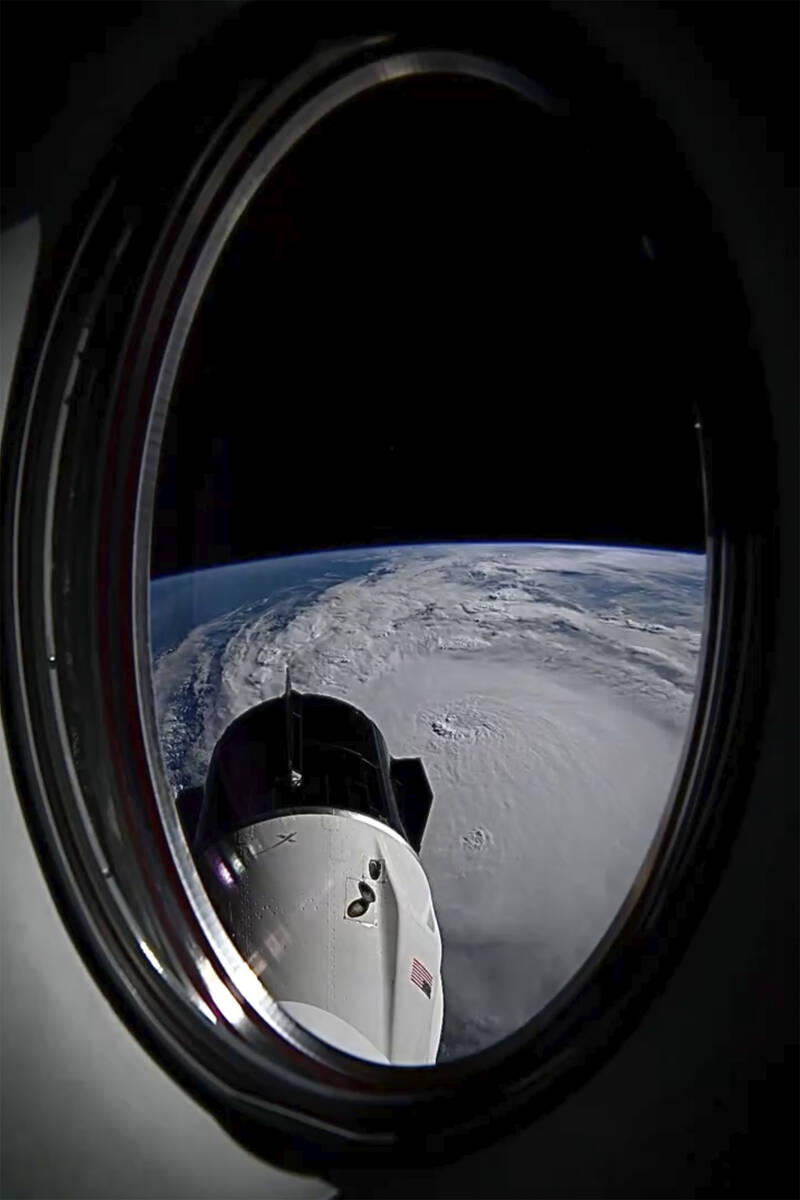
[0,26,774,1172]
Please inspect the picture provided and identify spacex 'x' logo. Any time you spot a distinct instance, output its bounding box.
[267,832,296,851]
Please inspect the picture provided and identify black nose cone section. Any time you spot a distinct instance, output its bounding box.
[177,683,434,856]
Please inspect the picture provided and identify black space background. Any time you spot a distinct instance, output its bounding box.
[153,69,710,578]
[142,0,796,580]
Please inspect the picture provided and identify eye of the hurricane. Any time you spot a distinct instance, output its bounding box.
[148,67,707,1065]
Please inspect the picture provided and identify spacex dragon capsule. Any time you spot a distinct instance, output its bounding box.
[176,670,444,1064]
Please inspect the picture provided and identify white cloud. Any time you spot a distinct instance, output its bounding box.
[152,543,705,1059]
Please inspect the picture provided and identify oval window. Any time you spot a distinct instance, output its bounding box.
[149,67,706,1064]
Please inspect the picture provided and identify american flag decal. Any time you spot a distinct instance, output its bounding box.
[410,957,433,998]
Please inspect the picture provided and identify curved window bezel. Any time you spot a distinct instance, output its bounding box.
[0,17,775,1174]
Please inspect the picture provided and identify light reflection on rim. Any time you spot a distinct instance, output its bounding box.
[134,49,565,1072]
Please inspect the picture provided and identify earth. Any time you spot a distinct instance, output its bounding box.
[150,542,705,1062]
